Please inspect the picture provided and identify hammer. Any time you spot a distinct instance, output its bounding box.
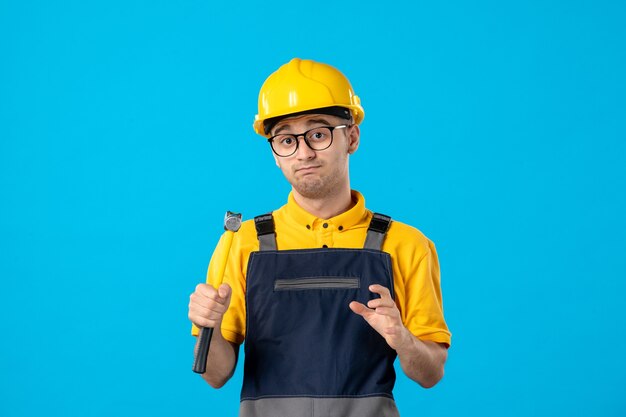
[192,211,242,374]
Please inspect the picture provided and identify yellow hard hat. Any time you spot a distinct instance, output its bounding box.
[253,58,365,137]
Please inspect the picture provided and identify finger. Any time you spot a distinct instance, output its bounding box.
[372,306,400,318]
[193,284,229,306]
[189,302,229,328]
[189,292,226,311]
[195,283,217,298]
[188,303,211,326]
[191,300,227,315]
[369,284,393,303]
[188,299,211,316]
[189,293,230,317]
[367,297,395,309]
[349,301,374,318]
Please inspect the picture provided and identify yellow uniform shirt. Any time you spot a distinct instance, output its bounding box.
[192,190,451,347]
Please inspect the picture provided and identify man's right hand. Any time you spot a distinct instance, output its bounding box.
[188,283,232,330]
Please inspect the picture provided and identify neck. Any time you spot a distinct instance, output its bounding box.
[292,184,353,219]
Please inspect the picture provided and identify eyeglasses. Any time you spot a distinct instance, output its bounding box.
[268,125,349,157]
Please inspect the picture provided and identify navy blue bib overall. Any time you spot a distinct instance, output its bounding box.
[239,213,400,417]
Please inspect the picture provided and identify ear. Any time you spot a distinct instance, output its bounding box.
[272,152,281,168]
[347,124,360,154]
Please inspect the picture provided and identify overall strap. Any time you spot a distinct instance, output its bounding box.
[254,213,277,251]
[364,213,392,250]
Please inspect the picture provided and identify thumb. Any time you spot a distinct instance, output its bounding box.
[217,283,232,304]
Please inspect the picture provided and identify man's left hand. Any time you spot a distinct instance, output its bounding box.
[349,284,410,351]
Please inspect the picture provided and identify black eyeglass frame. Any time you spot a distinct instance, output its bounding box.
[267,124,350,157]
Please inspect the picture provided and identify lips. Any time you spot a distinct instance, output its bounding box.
[295,165,321,174]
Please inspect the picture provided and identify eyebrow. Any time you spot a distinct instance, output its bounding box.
[273,118,333,135]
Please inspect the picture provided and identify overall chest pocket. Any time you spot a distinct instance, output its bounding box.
[274,277,360,291]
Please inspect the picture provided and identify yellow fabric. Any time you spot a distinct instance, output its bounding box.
[192,190,451,348]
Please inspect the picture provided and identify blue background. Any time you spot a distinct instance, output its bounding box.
[1,0,625,416]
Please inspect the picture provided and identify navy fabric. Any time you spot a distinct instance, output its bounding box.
[242,248,397,400]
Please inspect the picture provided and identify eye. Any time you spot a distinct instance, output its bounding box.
[307,129,329,141]
[279,136,296,146]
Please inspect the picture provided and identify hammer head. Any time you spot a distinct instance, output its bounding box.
[224,211,242,232]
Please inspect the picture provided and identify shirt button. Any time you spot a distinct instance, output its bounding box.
[323,223,328,228]
[322,244,328,248]
[306,225,311,230]
[338,226,344,231]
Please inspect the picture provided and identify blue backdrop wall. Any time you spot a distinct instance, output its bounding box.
[1,1,625,416]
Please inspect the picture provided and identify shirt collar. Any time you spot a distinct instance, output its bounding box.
[284,190,369,230]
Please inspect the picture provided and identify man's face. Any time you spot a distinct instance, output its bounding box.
[270,114,360,199]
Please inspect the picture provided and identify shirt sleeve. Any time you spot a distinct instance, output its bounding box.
[388,223,451,347]
[402,240,451,346]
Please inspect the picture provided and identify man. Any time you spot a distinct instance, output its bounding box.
[188,58,451,417]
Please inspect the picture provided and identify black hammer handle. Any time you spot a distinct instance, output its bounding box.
[192,327,214,374]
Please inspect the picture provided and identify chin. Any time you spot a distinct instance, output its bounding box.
[293,180,333,199]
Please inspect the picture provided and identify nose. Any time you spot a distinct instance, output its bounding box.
[294,136,316,160]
